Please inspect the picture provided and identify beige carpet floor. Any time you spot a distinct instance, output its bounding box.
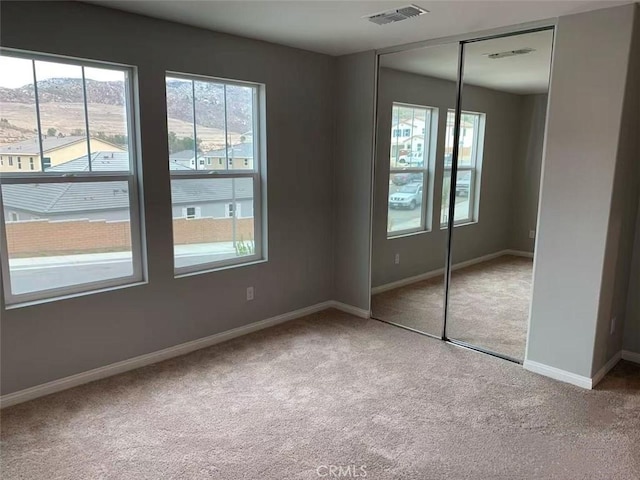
[1,310,639,480]
[372,255,533,360]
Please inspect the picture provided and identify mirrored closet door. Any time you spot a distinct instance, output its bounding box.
[444,29,553,362]
[370,42,459,337]
[371,27,554,363]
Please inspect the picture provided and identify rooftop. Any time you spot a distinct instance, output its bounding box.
[0,136,86,155]
[204,143,254,158]
[2,152,251,214]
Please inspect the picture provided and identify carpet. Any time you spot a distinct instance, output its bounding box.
[371,255,533,360]
[1,310,639,479]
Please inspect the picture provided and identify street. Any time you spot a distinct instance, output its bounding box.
[8,245,241,295]
[388,192,470,232]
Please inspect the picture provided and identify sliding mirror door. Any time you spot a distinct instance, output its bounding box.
[370,43,459,337]
[445,29,553,361]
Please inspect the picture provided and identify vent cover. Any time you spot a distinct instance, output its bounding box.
[365,5,428,25]
[487,48,536,59]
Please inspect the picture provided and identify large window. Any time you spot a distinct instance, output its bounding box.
[0,51,143,304]
[441,110,485,227]
[387,103,435,237]
[165,73,264,274]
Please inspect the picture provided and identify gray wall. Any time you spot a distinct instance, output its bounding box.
[0,1,335,395]
[372,68,527,288]
[332,52,377,311]
[593,3,640,374]
[527,4,638,378]
[509,94,547,253]
[624,196,640,355]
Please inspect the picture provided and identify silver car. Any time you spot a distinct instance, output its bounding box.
[389,183,423,210]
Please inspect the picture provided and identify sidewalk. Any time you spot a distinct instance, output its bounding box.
[9,242,237,268]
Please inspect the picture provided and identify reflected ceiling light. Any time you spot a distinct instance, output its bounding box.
[364,5,429,25]
[485,48,536,59]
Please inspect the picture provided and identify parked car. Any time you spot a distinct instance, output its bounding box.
[455,172,471,197]
[391,172,422,186]
[389,182,423,210]
[398,151,424,167]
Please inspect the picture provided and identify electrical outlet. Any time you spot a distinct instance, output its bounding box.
[529,230,536,239]
[246,286,254,301]
[394,253,400,265]
[610,316,616,335]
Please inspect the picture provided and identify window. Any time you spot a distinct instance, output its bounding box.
[0,51,143,304]
[185,206,198,219]
[387,103,435,237]
[8,156,13,166]
[225,202,242,218]
[441,110,485,227]
[166,73,264,274]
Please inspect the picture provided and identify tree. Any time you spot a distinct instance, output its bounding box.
[47,127,57,137]
[167,131,202,154]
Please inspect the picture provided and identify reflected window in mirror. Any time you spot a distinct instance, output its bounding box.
[387,103,437,237]
[441,110,485,227]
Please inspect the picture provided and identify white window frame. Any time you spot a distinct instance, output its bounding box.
[440,109,485,228]
[387,102,436,238]
[184,206,201,219]
[0,49,144,306]
[225,202,242,218]
[167,72,265,276]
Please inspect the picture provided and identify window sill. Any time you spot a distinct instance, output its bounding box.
[440,220,478,230]
[174,258,268,279]
[387,229,432,240]
[4,280,148,310]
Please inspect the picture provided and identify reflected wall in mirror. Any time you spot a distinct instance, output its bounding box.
[370,42,459,337]
[446,29,553,361]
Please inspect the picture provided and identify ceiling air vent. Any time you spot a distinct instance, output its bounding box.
[487,48,536,59]
[365,5,428,25]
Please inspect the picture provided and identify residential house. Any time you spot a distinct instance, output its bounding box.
[0,135,125,172]
[2,152,253,222]
[202,142,254,170]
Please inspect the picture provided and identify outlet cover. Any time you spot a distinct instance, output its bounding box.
[610,316,616,335]
[394,253,400,265]
[247,286,254,301]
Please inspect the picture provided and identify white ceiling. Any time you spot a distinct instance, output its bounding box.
[381,29,554,94]
[88,0,631,56]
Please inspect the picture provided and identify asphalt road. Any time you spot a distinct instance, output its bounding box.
[10,253,238,295]
[388,195,470,232]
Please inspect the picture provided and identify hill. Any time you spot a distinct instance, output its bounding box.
[0,78,252,145]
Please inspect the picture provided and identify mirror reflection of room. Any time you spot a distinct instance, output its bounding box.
[371,29,553,363]
[446,30,553,361]
[370,42,459,337]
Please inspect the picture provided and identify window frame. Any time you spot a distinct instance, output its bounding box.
[0,49,144,306]
[166,71,265,276]
[387,102,436,238]
[441,109,485,228]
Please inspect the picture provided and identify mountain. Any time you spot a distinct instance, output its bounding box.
[0,78,252,134]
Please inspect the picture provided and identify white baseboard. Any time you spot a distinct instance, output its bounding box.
[622,350,640,364]
[371,268,444,295]
[504,249,535,259]
[523,359,593,389]
[371,249,533,295]
[0,300,336,409]
[330,301,370,319]
[591,351,622,388]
